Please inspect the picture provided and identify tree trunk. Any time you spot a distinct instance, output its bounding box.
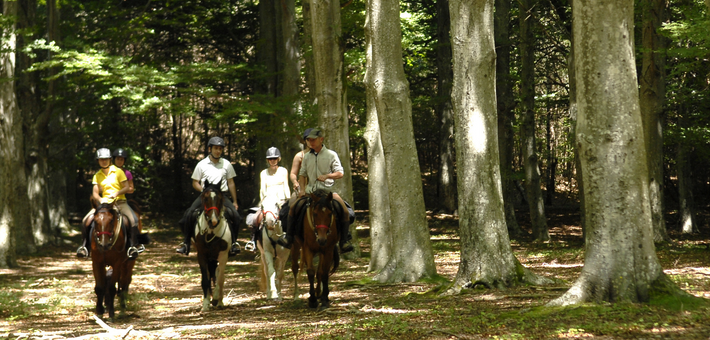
[367,0,436,282]
[446,0,550,293]
[436,0,457,214]
[520,0,549,241]
[0,0,25,267]
[309,0,359,256]
[17,0,55,251]
[677,115,697,234]
[640,0,670,242]
[46,0,70,235]
[550,0,683,305]
[567,14,586,238]
[301,0,317,105]
[495,0,524,237]
[364,5,393,271]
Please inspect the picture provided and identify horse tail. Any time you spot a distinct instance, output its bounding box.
[330,247,340,275]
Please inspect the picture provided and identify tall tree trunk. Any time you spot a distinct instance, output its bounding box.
[640,0,670,242]
[0,0,25,267]
[364,5,392,271]
[278,0,302,174]
[301,0,317,105]
[309,0,358,256]
[436,0,457,213]
[550,0,684,305]
[46,0,70,235]
[520,0,549,241]
[446,0,550,294]
[18,0,54,250]
[367,0,436,282]
[567,11,586,238]
[495,0,524,237]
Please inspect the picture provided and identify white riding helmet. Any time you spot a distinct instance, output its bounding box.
[96,148,111,159]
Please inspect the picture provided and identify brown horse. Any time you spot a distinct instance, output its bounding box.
[290,190,340,309]
[89,202,135,319]
[192,180,231,312]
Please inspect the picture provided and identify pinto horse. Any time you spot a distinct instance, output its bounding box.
[192,180,231,311]
[256,196,290,300]
[89,202,136,319]
[290,190,340,309]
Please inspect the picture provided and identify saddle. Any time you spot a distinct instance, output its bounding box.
[290,195,347,239]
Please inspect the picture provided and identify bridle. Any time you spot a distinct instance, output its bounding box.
[94,207,123,250]
[306,202,335,236]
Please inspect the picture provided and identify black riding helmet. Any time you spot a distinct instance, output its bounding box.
[112,148,129,159]
[208,136,225,148]
[266,147,281,159]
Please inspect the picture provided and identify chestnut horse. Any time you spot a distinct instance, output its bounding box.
[89,202,140,319]
[192,180,231,311]
[257,196,290,300]
[290,190,340,309]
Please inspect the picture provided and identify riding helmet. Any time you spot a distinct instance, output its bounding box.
[112,148,129,159]
[208,136,225,148]
[266,147,281,159]
[96,148,111,159]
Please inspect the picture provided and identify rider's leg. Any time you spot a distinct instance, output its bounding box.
[244,210,260,252]
[332,193,354,253]
[77,209,95,257]
[277,196,299,248]
[223,197,241,255]
[117,200,140,259]
[177,195,201,255]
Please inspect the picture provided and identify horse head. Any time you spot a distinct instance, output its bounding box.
[93,203,121,251]
[201,179,224,228]
[260,196,282,232]
[309,190,337,246]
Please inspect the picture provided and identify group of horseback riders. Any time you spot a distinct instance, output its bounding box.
[76,127,354,261]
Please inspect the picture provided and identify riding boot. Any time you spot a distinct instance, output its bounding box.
[276,215,294,249]
[245,224,258,252]
[127,226,140,260]
[176,235,191,255]
[76,224,91,258]
[339,220,354,253]
[228,221,241,256]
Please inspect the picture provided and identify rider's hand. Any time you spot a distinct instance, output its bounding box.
[317,174,328,182]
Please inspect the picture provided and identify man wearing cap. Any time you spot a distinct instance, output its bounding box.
[176,136,242,256]
[278,127,355,253]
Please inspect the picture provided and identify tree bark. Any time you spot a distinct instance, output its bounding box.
[309,0,359,256]
[0,0,25,267]
[367,0,436,282]
[495,0,524,237]
[436,0,457,214]
[519,0,549,241]
[640,0,670,242]
[446,0,550,293]
[550,0,683,305]
[364,5,393,271]
[677,113,698,234]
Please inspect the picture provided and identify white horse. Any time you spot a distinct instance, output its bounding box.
[257,196,291,300]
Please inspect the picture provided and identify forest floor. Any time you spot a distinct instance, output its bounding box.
[1,206,710,339]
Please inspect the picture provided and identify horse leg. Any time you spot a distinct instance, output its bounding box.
[198,255,212,312]
[92,262,106,316]
[257,241,268,294]
[275,246,290,297]
[213,250,228,307]
[290,244,301,301]
[118,261,135,315]
[319,252,332,308]
[264,243,278,299]
[304,251,318,309]
[105,267,117,319]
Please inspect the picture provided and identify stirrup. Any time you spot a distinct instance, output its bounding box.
[245,241,256,252]
[127,246,139,259]
[136,244,146,253]
[176,243,189,255]
[76,246,89,258]
[229,242,241,256]
[276,235,292,249]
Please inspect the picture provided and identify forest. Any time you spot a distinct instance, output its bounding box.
[1,0,710,338]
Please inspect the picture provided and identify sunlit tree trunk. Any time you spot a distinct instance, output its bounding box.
[279,0,302,170]
[364,4,392,271]
[17,0,55,251]
[367,0,436,282]
[309,0,358,256]
[677,112,698,234]
[550,0,684,305]
[446,0,550,293]
[519,0,549,241]
[0,0,24,267]
[640,0,670,242]
[567,15,586,239]
[495,0,524,237]
[436,0,457,213]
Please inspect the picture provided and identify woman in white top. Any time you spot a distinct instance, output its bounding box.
[260,147,290,202]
